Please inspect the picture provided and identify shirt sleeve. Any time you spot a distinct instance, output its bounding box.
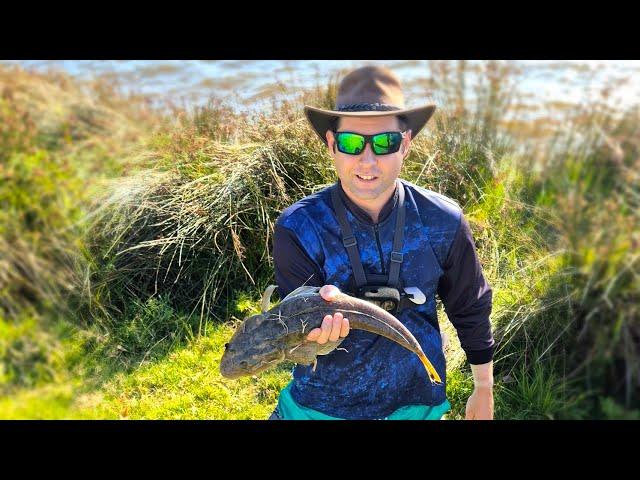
[437,215,495,365]
[272,223,325,300]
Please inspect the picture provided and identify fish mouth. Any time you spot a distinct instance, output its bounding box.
[219,351,285,379]
[220,362,264,379]
[219,368,244,380]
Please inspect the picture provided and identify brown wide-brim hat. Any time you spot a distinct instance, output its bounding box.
[304,65,436,145]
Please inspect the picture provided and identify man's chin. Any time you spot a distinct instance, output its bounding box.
[347,182,384,199]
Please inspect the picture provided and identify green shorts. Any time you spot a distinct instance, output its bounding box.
[271,381,450,420]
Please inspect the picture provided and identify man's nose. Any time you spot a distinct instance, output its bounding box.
[359,143,377,164]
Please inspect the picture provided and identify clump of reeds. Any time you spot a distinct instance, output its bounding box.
[403,61,518,206]
[545,105,640,407]
[488,100,640,411]
[0,149,85,319]
[0,65,161,163]
[0,65,162,320]
[412,62,640,412]
[83,103,337,332]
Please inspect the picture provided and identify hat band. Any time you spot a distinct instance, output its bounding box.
[336,103,401,112]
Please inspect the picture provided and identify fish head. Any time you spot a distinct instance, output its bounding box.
[219,313,286,379]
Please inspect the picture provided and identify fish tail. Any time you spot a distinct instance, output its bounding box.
[419,354,443,385]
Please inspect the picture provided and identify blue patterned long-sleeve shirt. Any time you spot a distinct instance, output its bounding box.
[272,179,494,418]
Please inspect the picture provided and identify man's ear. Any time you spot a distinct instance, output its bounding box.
[401,129,412,157]
[326,130,336,155]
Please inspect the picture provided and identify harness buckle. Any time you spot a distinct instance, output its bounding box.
[357,285,401,314]
[343,236,357,248]
[390,251,403,263]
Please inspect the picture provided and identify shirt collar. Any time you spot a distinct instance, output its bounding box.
[337,179,399,225]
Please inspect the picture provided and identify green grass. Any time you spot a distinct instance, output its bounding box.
[0,307,584,420]
[95,322,291,419]
[2,62,639,419]
[0,317,292,419]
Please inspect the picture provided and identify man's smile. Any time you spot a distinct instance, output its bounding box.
[355,174,379,183]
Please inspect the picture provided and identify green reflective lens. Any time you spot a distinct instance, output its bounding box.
[335,131,404,156]
[372,132,402,155]
[336,132,365,155]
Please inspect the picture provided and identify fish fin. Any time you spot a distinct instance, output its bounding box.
[261,285,278,313]
[283,285,321,301]
[287,342,318,365]
[316,337,345,355]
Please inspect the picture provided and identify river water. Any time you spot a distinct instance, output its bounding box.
[3,60,639,117]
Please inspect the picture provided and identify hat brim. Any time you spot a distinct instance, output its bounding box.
[304,104,436,146]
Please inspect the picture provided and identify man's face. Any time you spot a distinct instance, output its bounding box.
[326,115,411,203]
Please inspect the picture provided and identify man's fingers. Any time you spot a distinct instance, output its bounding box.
[329,312,343,342]
[340,318,350,338]
[307,314,350,343]
[306,328,321,341]
[316,314,333,344]
[465,398,475,420]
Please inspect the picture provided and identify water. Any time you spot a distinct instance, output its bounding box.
[3,60,639,117]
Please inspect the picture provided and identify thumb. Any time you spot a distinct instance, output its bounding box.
[319,284,340,302]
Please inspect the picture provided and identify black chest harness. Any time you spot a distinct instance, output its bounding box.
[330,182,426,315]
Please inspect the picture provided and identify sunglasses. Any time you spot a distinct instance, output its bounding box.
[334,131,407,156]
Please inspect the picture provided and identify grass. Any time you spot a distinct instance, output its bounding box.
[93,321,291,420]
[1,62,639,419]
[0,307,291,420]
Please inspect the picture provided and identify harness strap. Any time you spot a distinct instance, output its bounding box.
[330,180,406,290]
[388,179,405,288]
[331,184,367,288]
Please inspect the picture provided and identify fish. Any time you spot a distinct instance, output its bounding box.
[219,285,442,384]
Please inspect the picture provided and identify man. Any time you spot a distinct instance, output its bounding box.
[269,65,494,420]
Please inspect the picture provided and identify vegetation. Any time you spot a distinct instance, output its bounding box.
[1,62,637,419]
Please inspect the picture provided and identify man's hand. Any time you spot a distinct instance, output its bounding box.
[465,361,494,420]
[305,285,350,344]
[465,385,494,420]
